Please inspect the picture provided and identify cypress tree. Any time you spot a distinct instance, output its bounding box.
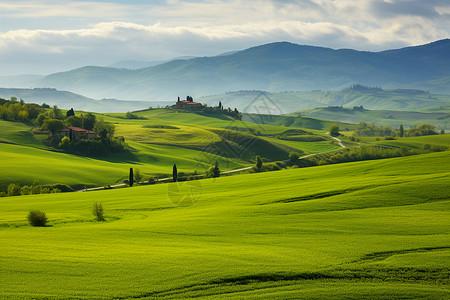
[173,164,178,182]
[399,124,404,137]
[213,161,220,177]
[256,155,263,170]
[129,168,134,187]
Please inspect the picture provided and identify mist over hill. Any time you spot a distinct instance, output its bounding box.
[35,39,450,101]
[0,88,170,113]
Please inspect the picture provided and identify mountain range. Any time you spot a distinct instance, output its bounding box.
[26,39,449,101]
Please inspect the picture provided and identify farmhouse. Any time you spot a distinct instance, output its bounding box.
[173,97,202,110]
[57,127,97,140]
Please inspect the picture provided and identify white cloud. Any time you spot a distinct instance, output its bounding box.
[0,0,448,75]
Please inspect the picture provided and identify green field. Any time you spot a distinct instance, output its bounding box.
[0,151,449,298]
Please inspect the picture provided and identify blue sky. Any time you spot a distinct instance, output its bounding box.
[0,0,449,75]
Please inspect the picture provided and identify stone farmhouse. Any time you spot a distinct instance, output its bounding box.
[57,127,97,141]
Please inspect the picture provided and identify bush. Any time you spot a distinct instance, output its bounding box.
[59,136,71,149]
[92,201,105,221]
[7,183,21,196]
[28,210,47,227]
[0,191,7,197]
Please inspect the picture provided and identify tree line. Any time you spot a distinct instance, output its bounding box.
[0,179,72,198]
[353,122,443,138]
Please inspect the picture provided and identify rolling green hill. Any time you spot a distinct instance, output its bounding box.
[0,151,448,298]
[0,109,338,190]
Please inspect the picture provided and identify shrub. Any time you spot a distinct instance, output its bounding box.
[134,168,142,183]
[59,136,71,149]
[28,210,47,227]
[0,191,7,197]
[92,201,105,221]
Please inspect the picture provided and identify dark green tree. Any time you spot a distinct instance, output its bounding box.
[129,168,134,187]
[329,124,340,137]
[213,161,220,177]
[82,113,96,130]
[66,108,75,117]
[399,124,404,137]
[256,155,263,170]
[289,151,300,165]
[173,164,178,182]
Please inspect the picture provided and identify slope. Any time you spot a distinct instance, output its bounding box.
[0,151,448,298]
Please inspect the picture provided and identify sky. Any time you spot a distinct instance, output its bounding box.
[0,0,449,76]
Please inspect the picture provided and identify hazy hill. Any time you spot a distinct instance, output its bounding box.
[0,88,170,113]
[302,107,450,130]
[200,88,450,114]
[37,39,450,100]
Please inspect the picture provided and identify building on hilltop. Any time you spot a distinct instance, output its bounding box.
[173,96,203,110]
[57,127,97,141]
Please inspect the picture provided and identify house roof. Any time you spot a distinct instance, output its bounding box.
[60,127,97,134]
[179,100,201,105]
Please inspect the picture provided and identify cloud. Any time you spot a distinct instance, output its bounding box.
[0,0,448,75]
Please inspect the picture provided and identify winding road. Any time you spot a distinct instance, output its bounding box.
[77,136,346,192]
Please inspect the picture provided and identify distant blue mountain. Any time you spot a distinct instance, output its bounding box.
[37,39,450,100]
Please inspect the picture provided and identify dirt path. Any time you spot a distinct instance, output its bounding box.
[76,136,346,192]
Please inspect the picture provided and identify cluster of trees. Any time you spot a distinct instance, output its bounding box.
[0,97,46,121]
[125,111,142,119]
[406,124,440,136]
[38,108,126,156]
[209,101,241,119]
[0,97,127,156]
[0,180,72,197]
[354,122,442,138]
[354,122,394,137]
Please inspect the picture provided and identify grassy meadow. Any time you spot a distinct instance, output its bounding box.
[0,151,449,299]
